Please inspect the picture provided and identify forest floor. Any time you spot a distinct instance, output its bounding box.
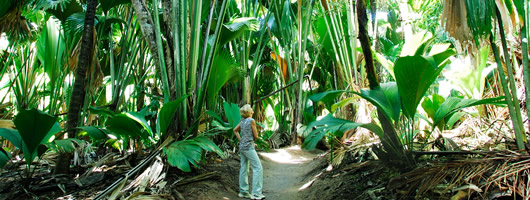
[173,146,328,200]
[1,144,522,199]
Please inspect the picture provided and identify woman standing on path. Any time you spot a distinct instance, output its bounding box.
[234,104,265,200]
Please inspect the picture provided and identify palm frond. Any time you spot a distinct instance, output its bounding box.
[464,0,495,43]
[0,4,34,43]
[34,0,72,11]
[205,49,242,108]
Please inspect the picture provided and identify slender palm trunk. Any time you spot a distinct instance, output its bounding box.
[131,0,170,101]
[356,0,378,89]
[356,0,412,169]
[491,6,526,150]
[59,0,97,174]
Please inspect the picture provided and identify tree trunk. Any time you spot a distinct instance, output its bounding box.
[162,0,177,101]
[59,0,97,174]
[131,0,160,71]
[131,0,168,99]
[356,0,412,169]
[356,0,378,89]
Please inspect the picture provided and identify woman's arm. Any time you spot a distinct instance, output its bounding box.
[234,123,241,141]
[251,120,259,141]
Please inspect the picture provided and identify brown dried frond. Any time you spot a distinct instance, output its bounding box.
[0,4,33,42]
[389,153,530,199]
[441,0,473,42]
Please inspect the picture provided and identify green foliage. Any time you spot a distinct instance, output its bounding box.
[223,102,241,129]
[79,126,109,142]
[206,101,241,140]
[14,109,61,165]
[45,138,84,153]
[0,128,20,168]
[218,17,260,47]
[157,96,190,136]
[432,96,506,131]
[421,94,506,133]
[394,49,455,119]
[465,0,495,43]
[100,0,131,13]
[302,114,383,150]
[206,50,242,107]
[0,109,60,167]
[36,0,83,22]
[446,47,494,99]
[36,18,66,91]
[164,137,224,172]
[0,0,15,18]
[106,113,151,141]
[358,83,401,123]
[64,12,97,36]
[421,94,445,121]
[0,148,9,168]
[0,128,23,150]
[308,90,347,111]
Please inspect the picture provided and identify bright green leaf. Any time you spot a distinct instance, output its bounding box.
[394,56,443,118]
[223,102,241,129]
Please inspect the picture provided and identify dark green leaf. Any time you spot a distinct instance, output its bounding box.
[126,112,153,137]
[106,114,147,139]
[465,0,495,44]
[13,109,59,165]
[309,90,347,111]
[157,95,190,135]
[48,138,82,153]
[358,82,401,123]
[433,96,506,130]
[206,110,224,123]
[302,114,383,150]
[39,0,83,22]
[89,106,116,117]
[79,126,109,141]
[0,128,22,150]
[429,49,456,68]
[0,149,9,168]
[0,0,15,18]
[446,112,466,129]
[206,50,241,107]
[164,140,202,172]
[191,137,225,158]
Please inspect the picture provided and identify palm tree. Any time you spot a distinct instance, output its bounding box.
[59,0,98,174]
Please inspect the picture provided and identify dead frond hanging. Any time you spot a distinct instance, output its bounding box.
[441,0,473,42]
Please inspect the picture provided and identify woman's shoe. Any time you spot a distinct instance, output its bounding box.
[251,194,266,200]
[238,192,251,198]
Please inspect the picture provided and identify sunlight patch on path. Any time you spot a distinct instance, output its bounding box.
[259,146,312,164]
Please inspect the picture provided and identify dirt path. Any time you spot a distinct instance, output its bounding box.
[258,146,324,200]
[174,146,326,200]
